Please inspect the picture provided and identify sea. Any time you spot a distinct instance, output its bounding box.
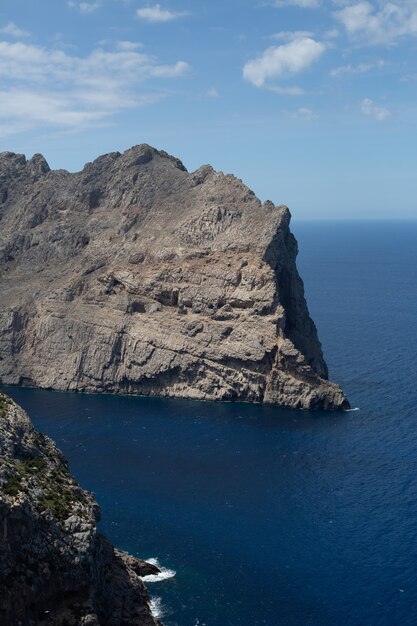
[3,220,417,626]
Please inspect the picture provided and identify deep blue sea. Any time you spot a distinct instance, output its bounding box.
[3,221,417,626]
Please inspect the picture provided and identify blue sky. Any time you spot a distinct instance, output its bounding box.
[0,0,416,218]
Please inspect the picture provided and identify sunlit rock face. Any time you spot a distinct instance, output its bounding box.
[0,145,348,410]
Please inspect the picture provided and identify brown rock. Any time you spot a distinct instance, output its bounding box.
[0,144,349,410]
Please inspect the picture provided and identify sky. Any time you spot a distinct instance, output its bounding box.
[0,1,416,219]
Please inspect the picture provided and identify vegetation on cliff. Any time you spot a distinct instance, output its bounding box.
[0,392,161,625]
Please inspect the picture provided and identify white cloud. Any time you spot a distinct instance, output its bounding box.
[324,28,339,39]
[283,106,317,120]
[401,72,417,82]
[0,120,35,140]
[268,85,305,95]
[0,89,106,128]
[136,4,188,22]
[0,41,190,85]
[0,41,190,137]
[361,97,391,120]
[274,0,320,7]
[0,22,30,38]
[68,1,101,13]
[206,88,219,98]
[271,30,314,41]
[149,60,189,77]
[80,2,100,13]
[330,59,384,76]
[116,41,144,51]
[243,37,326,87]
[334,1,417,45]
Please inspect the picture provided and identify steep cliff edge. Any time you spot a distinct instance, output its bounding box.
[0,391,161,625]
[0,145,349,410]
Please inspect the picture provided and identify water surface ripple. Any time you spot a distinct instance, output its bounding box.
[4,221,417,626]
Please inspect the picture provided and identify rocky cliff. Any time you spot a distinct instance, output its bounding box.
[0,391,161,625]
[0,145,348,410]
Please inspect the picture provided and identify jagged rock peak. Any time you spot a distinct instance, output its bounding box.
[0,151,49,170]
[0,144,349,411]
[27,153,50,176]
[0,391,161,625]
[81,144,188,175]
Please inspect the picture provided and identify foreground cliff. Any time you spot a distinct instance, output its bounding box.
[0,145,348,410]
[0,391,161,625]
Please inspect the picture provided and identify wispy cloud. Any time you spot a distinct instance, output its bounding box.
[243,36,326,88]
[0,22,30,38]
[361,97,391,120]
[116,41,144,51]
[68,1,101,14]
[334,1,417,45]
[284,106,317,120]
[324,28,339,40]
[0,40,190,137]
[268,85,305,95]
[400,72,417,82]
[330,59,385,77]
[271,30,314,41]
[273,0,320,8]
[136,4,188,23]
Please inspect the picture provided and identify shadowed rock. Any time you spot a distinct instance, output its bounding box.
[0,391,161,625]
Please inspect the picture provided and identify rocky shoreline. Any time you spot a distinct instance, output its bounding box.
[0,391,162,625]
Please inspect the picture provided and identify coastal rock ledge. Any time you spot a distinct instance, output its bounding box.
[0,391,161,625]
[0,145,349,410]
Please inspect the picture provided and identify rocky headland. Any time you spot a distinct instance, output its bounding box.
[0,391,161,625]
[0,145,349,410]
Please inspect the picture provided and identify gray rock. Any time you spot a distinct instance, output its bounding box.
[0,391,161,626]
[0,144,349,410]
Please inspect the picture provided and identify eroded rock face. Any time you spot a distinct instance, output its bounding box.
[0,145,349,410]
[0,391,161,626]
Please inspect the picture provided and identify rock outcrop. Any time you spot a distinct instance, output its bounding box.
[0,145,349,410]
[0,391,161,625]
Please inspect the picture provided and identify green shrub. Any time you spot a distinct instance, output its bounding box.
[0,393,12,417]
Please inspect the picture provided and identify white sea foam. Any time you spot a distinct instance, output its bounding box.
[345,407,360,412]
[149,596,165,619]
[141,557,176,583]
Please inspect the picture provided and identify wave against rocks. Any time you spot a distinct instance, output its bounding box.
[0,391,161,625]
[141,558,176,583]
[0,145,349,410]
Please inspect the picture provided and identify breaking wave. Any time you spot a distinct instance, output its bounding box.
[149,596,165,619]
[141,557,176,583]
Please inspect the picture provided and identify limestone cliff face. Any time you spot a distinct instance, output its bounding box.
[0,145,348,410]
[0,391,161,626]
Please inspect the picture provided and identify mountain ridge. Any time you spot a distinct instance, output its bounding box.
[0,144,349,410]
